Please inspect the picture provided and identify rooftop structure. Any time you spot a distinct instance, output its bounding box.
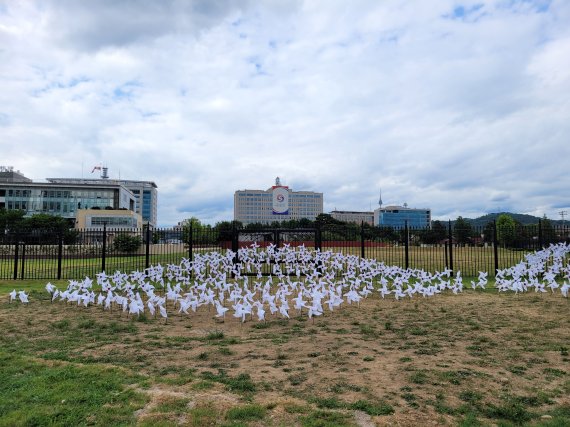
[0,166,32,183]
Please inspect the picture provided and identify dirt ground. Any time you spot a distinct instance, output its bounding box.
[1,290,569,426]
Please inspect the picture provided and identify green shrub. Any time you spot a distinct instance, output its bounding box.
[113,234,142,253]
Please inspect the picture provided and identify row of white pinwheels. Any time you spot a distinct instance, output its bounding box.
[7,243,569,323]
[495,242,570,296]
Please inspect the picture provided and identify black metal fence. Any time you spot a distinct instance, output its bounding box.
[1,221,568,280]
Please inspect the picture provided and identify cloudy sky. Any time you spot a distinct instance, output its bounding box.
[1,0,568,226]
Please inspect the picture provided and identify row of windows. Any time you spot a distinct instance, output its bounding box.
[7,196,114,205]
[238,203,320,208]
[383,210,430,215]
[2,188,116,199]
[5,199,115,212]
[90,216,138,227]
[237,193,321,199]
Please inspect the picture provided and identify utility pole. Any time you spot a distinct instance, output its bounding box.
[560,210,568,226]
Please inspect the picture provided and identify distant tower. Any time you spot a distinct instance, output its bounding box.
[378,189,383,208]
[275,176,281,186]
[101,166,109,179]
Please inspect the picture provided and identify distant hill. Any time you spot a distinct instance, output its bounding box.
[446,212,564,228]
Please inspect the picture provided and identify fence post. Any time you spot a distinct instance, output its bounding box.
[57,233,63,280]
[231,222,238,264]
[101,223,107,272]
[20,242,26,280]
[360,222,365,259]
[145,223,151,269]
[315,225,322,251]
[404,221,409,269]
[493,220,499,275]
[188,223,193,262]
[13,240,19,280]
[448,220,454,275]
[538,218,543,249]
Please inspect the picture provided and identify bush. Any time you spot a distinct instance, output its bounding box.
[113,234,142,253]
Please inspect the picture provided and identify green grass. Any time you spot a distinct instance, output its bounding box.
[225,404,266,421]
[0,244,539,281]
[152,396,190,414]
[0,351,148,426]
[300,410,355,427]
[200,371,256,394]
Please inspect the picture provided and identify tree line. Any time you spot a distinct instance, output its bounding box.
[1,209,560,249]
[180,213,560,248]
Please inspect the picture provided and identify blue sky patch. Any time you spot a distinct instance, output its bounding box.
[443,3,485,21]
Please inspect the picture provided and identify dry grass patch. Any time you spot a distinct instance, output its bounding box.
[1,290,569,425]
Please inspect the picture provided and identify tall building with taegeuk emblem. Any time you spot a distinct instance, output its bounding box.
[234,178,323,225]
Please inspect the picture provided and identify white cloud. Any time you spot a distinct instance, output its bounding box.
[1,0,569,225]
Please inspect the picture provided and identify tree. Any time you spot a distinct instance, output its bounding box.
[214,220,242,243]
[113,234,142,253]
[541,215,556,244]
[453,217,473,244]
[22,213,73,232]
[181,217,214,245]
[496,214,516,247]
[482,221,495,243]
[315,214,343,228]
[420,220,446,244]
[368,226,398,242]
[0,209,26,232]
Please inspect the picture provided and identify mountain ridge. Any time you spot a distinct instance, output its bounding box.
[442,212,565,227]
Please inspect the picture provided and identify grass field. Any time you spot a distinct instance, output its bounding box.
[1,282,568,426]
[1,245,535,280]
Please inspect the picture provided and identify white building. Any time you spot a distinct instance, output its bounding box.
[234,178,323,225]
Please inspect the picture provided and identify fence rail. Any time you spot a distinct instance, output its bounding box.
[1,221,568,280]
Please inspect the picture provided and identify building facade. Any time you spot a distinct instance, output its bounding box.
[374,205,431,229]
[234,178,323,225]
[0,181,136,223]
[75,208,142,230]
[47,176,158,227]
[0,168,141,226]
[330,210,374,225]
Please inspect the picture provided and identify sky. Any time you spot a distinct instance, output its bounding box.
[1,0,569,226]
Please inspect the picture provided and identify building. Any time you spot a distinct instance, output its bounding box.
[0,167,139,227]
[0,166,32,183]
[330,210,374,226]
[234,178,323,225]
[47,168,158,227]
[374,204,431,229]
[75,208,142,230]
